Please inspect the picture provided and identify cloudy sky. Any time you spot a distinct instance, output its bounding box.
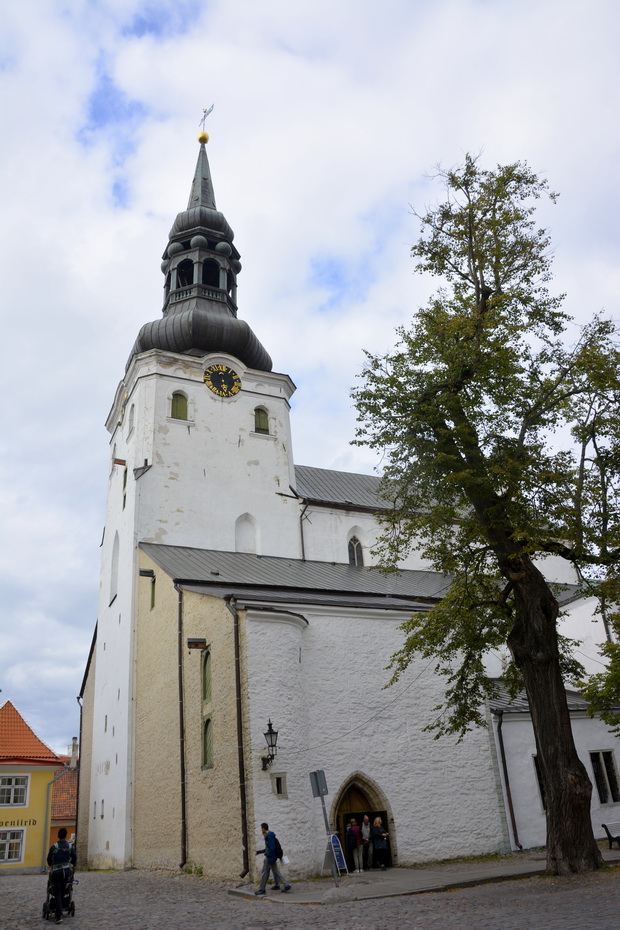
[1,0,618,754]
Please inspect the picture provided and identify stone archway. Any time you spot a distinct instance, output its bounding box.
[330,771,397,867]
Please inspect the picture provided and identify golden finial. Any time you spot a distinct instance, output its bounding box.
[198,104,214,142]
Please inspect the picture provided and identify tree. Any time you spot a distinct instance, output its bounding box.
[352,155,620,875]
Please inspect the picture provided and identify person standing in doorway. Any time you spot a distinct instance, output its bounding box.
[371,816,389,871]
[361,814,373,870]
[255,822,291,895]
[348,818,364,872]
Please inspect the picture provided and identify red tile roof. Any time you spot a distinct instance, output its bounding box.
[0,701,60,764]
[51,767,78,819]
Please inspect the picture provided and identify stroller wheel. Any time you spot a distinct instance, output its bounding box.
[69,902,75,916]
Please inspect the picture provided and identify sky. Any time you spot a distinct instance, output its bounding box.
[0,0,618,754]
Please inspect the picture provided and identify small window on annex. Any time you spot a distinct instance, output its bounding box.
[348,536,364,567]
[254,407,269,434]
[532,755,547,810]
[171,392,188,420]
[202,717,214,768]
[590,751,620,804]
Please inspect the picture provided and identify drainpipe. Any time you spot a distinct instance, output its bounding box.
[75,698,82,863]
[299,501,309,560]
[493,710,522,850]
[174,584,188,869]
[41,766,70,872]
[224,595,250,878]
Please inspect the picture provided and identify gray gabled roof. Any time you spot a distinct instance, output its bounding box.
[293,465,386,510]
[139,542,450,606]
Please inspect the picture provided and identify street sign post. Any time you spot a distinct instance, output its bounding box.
[309,769,341,887]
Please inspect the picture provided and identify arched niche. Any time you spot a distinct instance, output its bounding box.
[235,512,260,554]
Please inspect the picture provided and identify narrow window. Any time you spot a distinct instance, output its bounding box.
[590,751,620,804]
[202,648,212,704]
[150,576,156,610]
[171,392,188,420]
[127,404,135,436]
[533,755,547,810]
[254,407,269,434]
[203,718,213,767]
[122,467,128,510]
[176,259,194,287]
[202,259,220,288]
[110,532,120,604]
[348,536,363,567]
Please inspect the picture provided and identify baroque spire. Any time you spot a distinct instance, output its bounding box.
[127,133,272,372]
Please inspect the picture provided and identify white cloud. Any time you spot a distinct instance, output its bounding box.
[1,0,618,751]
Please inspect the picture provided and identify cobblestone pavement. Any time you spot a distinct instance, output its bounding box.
[1,867,619,930]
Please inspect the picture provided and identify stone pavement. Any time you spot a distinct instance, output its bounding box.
[0,849,618,930]
[229,844,620,903]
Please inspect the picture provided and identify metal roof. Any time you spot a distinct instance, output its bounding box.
[139,543,451,603]
[487,680,604,715]
[293,465,386,510]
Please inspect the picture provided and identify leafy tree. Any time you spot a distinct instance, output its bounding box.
[352,155,620,874]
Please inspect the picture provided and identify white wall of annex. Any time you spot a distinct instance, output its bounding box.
[243,604,507,876]
[494,713,620,850]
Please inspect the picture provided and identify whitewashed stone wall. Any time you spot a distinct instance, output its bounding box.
[493,711,620,849]
[244,603,508,876]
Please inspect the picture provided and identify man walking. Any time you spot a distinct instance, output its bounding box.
[254,822,291,895]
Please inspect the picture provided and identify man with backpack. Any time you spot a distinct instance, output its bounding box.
[46,828,76,924]
[254,821,291,895]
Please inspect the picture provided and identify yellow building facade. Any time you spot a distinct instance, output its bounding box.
[0,701,61,872]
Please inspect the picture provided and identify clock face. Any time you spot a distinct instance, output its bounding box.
[203,364,242,397]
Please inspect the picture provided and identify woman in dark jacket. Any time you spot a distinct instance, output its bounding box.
[370,816,389,870]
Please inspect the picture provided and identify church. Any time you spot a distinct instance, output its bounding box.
[77,134,619,879]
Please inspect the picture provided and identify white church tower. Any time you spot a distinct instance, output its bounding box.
[83,134,301,868]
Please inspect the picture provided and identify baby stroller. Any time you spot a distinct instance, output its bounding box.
[42,868,76,921]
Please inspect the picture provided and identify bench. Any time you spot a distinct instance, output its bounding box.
[601,823,620,849]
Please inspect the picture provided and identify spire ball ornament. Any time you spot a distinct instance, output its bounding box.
[197,131,209,144]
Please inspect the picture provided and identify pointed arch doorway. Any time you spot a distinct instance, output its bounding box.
[333,776,393,869]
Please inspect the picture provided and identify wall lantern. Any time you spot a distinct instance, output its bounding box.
[261,719,278,770]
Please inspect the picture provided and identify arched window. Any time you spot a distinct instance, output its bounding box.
[171,392,188,420]
[235,513,259,554]
[348,536,364,567]
[254,407,269,434]
[202,260,220,288]
[176,259,194,287]
[202,718,213,767]
[202,648,212,704]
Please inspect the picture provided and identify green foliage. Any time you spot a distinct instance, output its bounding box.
[353,155,620,738]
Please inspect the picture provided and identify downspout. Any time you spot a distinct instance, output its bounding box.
[299,501,309,560]
[41,766,69,872]
[174,583,188,869]
[75,697,83,864]
[224,595,250,878]
[494,710,522,850]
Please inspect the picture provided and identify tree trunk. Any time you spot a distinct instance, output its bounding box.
[506,557,603,874]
